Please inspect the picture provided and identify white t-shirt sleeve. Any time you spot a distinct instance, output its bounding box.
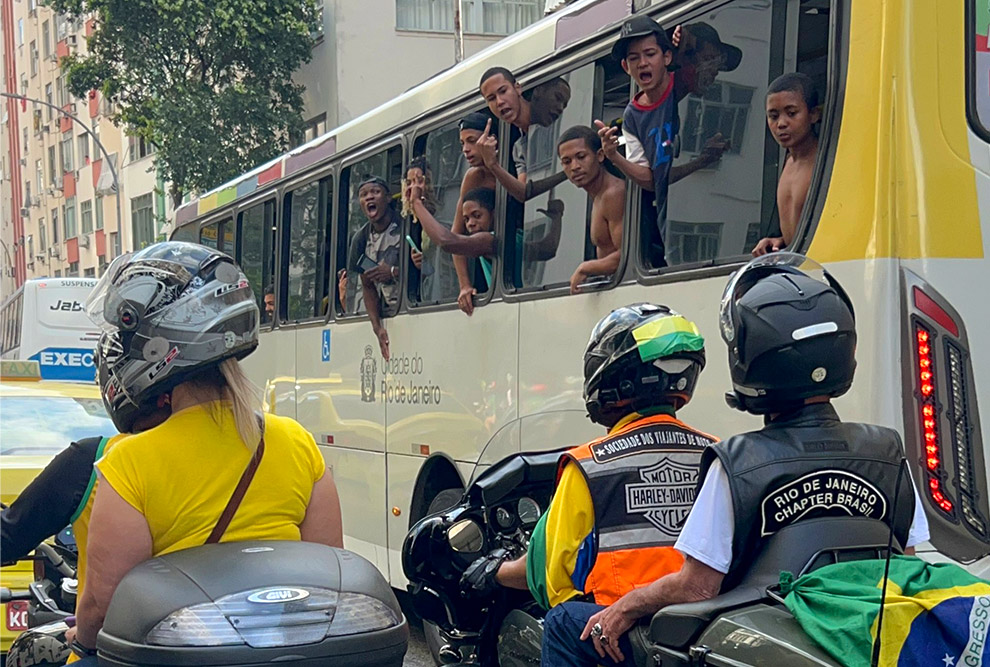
[674,459,735,574]
[622,127,649,167]
[905,474,931,548]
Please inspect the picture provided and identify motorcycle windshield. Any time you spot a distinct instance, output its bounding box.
[467,409,595,489]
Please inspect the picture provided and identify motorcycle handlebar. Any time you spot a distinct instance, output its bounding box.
[36,542,75,578]
[0,587,33,604]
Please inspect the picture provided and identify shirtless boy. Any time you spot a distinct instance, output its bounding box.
[556,126,626,294]
[752,73,821,256]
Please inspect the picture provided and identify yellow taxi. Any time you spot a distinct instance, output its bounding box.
[0,360,116,656]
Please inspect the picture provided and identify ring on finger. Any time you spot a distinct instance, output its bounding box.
[600,635,610,646]
[591,623,603,639]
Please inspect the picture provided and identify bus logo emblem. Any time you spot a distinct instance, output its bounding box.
[360,346,376,403]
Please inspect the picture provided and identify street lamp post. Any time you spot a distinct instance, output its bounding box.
[1,92,123,236]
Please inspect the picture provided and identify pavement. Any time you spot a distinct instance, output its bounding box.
[400,592,435,666]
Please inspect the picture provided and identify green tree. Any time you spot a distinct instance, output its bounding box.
[54,0,319,208]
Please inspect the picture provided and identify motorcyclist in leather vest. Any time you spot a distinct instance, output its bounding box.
[557,254,930,666]
[461,303,717,667]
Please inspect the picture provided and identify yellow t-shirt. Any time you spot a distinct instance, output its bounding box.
[97,402,326,557]
[72,434,126,599]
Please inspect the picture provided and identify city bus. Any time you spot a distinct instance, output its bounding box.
[0,278,101,381]
[170,0,990,585]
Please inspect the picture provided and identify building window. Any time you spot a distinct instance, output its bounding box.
[98,255,107,275]
[45,83,53,120]
[42,21,51,59]
[128,135,155,162]
[61,136,74,173]
[51,208,60,244]
[38,220,47,252]
[681,82,754,156]
[81,199,93,234]
[35,159,44,194]
[30,41,38,77]
[67,261,79,277]
[78,134,89,164]
[396,0,541,35]
[131,193,155,249]
[83,267,95,277]
[17,19,23,46]
[95,195,104,229]
[294,114,327,146]
[48,146,58,185]
[64,197,77,239]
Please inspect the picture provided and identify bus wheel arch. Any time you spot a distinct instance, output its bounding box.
[409,454,465,530]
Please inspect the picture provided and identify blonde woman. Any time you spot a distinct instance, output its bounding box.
[69,243,342,663]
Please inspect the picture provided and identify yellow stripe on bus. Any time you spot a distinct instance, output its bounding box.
[809,0,983,262]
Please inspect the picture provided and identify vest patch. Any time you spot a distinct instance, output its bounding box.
[592,428,711,464]
[625,455,699,537]
[760,470,888,537]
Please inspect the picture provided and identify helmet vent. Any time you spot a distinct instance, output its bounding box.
[792,322,839,341]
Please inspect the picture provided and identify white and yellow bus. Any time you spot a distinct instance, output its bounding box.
[171,0,990,585]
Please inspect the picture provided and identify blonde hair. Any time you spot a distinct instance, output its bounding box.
[219,358,263,452]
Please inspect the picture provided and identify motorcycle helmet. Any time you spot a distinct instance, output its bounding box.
[86,241,259,432]
[584,303,705,427]
[719,252,856,415]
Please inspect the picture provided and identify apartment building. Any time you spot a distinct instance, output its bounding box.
[2,0,545,288]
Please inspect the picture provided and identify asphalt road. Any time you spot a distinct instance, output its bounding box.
[400,593,436,667]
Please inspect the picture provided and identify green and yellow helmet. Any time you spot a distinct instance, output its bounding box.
[583,303,705,427]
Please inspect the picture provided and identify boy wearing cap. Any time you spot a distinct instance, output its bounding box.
[596,16,680,268]
[341,176,401,360]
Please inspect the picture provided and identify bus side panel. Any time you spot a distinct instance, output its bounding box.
[295,320,388,574]
[384,304,521,587]
[242,328,297,417]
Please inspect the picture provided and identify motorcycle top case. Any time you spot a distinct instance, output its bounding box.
[96,541,408,666]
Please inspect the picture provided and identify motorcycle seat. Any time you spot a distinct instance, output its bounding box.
[648,585,767,649]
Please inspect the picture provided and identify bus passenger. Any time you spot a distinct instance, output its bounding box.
[595,16,680,269]
[343,176,401,360]
[477,69,570,203]
[401,156,439,283]
[555,126,626,294]
[406,185,562,293]
[752,73,821,256]
[262,285,275,323]
[452,112,498,315]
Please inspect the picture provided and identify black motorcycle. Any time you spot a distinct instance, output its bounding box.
[403,415,898,666]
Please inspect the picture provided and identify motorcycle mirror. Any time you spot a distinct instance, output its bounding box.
[447,519,484,554]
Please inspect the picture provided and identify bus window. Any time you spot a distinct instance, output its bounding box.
[969,0,990,138]
[222,223,234,254]
[283,178,330,322]
[171,223,198,244]
[337,145,403,316]
[511,58,626,292]
[649,0,825,268]
[409,117,484,306]
[200,221,220,250]
[238,199,276,326]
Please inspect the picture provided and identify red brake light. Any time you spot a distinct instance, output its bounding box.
[915,322,953,515]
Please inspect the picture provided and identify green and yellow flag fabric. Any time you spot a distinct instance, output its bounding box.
[782,556,990,666]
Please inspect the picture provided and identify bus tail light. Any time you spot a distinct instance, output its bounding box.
[902,271,990,561]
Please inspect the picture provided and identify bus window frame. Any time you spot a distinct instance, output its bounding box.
[334,136,406,322]
[278,165,335,327]
[629,0,847,287]
[406,102,499,313]
[498,49,633,304]
[198,214,233,254]
[235,195,278,332]
[965,0,990,143]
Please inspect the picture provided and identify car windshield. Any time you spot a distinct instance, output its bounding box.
[0,397,117,455]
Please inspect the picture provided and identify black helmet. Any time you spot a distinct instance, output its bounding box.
[584,303,705,427]
[719,253,856,415]
[86,241,259,432]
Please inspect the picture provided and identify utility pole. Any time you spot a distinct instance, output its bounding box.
[454,0,465,63]
[0,92,123,238]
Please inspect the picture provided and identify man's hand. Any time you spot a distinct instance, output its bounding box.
[406,181,424,205]
[580,595,639,663]
[671,24,682,48]
[698,132,730,166]
[364,262,395,284]
[536,198,564,220]
[477,119,498,169]
[594,120,621,160]
[752,236,784,257]
[458,285,477,316]
[337,269,348,313]
[410,249,423,270]
[460,548,510,598]
[569,265,588,295]
[64,625,77,645]
[375,326,390,361]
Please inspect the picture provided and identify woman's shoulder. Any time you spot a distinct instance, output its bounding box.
[263,412,316,443]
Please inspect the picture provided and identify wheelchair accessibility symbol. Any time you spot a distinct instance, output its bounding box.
[322,330,331,362]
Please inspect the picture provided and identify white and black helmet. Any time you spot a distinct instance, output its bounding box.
[86,241,259,432]
[719,253,856,415]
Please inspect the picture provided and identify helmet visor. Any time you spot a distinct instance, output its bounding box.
[719,252,829,344]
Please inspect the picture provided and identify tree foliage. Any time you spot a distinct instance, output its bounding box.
[54,0,319,206]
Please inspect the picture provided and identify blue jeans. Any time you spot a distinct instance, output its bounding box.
[541,601,636,667]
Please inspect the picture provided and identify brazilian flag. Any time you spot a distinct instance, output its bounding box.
[781,556,990,666]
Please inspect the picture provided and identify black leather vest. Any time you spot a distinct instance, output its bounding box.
[700,404,915,591]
